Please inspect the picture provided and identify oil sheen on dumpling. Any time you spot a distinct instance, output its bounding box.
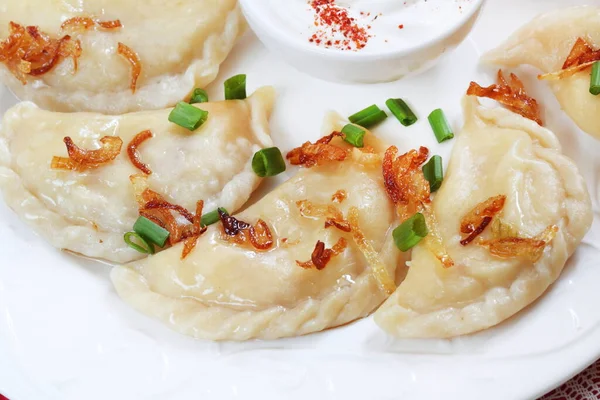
[374,96,593,338]
[0,0,243,113]
[482,6,600,139]
[111,145,401,341]
[0,87,274,263]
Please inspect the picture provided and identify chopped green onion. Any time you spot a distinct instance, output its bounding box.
[201,207,228,227]
[422,155,444,193]
[190,88,209,104]
[133,216,170,248]
[341,124,366,148]
[386,98,418,127]
[168,102,209,131]
[393,213,429,252]
[252,147,286,177]
[428,109,454,143]
[348,105,388,128]
[224,74,247,100]
[124,232,155,254]
[590,62,600,96]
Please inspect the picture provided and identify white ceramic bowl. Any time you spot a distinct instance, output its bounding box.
[240,0,485,84]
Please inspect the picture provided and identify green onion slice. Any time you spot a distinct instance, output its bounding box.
[341,124,366,148]
[201,207,228,227]
[224,74,247,100]
[422,155,444,193]
[133,216,170,248]
[590,62,600,96]
[168,102,209,131]
[428,109,454,143]
[393,213,429,252]
[252,147,286,177]
[348,105,388,128]
[124,232,155,254]
[386,98,418,127]
[190,88,209,104]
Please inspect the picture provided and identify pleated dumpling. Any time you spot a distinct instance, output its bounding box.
[0,0,243,113]
[111,135,402,341]
[482,6,600,139]
[0,87,274,263]
[374,96,593,338]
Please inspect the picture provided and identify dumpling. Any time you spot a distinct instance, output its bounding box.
[110,134,403,341]
[0,0,243,113]
[0,87,274,263]
[374,96,593,338]
[482,6,600,139]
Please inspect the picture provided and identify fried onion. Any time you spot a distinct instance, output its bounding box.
[539,38,600,81]
[51,136,122,171]
[296,200,351,232]
[296,238,348,270]
[467,70,543,125]
[0,22,82,84]
[331,189,347,203]
[479,225,559,263]
[117,42,141,93]
[219,210,275,251]
[286,132,348,167]
[127,130,153,175]
[460,195,507,246]
[61,17,123,31]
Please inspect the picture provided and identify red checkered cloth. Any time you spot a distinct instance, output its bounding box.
[2,363,600,400]
[542,361,600,400]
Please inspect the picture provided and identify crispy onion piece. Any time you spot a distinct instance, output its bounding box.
[460,195,507,246]
[127,130,153,175]
[540,38,600,81]
[181,201,208,260]
[382,146,430,222]
[348,207,396,295]
[331,190,347,203]
[286,132,349,168]
[296,238,348,270]
[61,17,123,31]
[296,200,351,232]
[479,225,559,263]
[467,70,543,125]
[51,136,123,171]
[219,210,275,251]
[422,204,455,268]
[117,42,141,93]
[0,22,82,83]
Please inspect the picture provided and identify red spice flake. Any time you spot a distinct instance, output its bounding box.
[51,136,122,171]
[127,130,153,175]
[286,132,348,168]
[219,209,275,251]
[467,70,543,125]
[308,0,371,51]
[297,238,347,270]
[539,37,600,81]
[117,42,141,93]
[0,22,82,84]
[460,195,507,246]
[398,24,404,29]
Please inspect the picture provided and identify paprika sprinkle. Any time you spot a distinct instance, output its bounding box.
[308,0,372,51]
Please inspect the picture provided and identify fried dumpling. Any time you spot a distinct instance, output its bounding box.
[0,0,243,113]
[111,137,402,341]
[0,87,274,263]
[374,96,593,338]
[482,6,600,139]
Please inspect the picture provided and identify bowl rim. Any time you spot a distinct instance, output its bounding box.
[239,0,486,61]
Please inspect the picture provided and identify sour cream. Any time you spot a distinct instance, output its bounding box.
[262,0,478,53]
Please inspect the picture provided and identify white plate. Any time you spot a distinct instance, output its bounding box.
[1,1,599,399]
